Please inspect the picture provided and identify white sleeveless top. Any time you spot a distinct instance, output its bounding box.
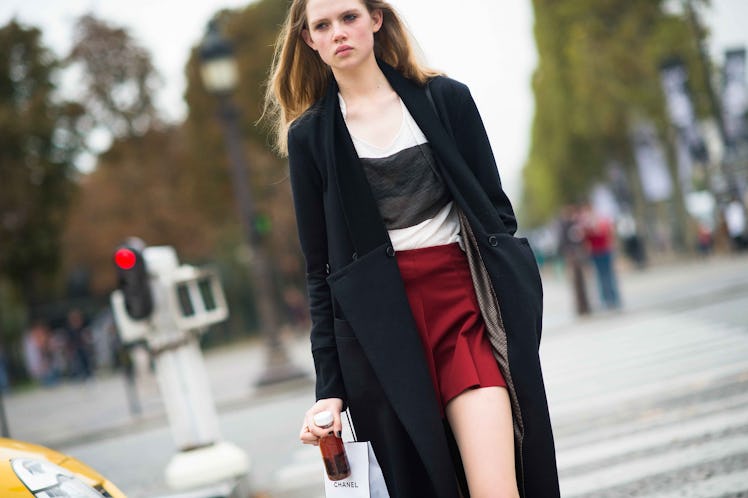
[339,95,461,251]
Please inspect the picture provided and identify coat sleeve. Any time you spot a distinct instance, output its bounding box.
[450,84,518,235]
[287,126,347,404]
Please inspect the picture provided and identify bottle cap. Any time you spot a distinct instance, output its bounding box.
[313,410,334,428]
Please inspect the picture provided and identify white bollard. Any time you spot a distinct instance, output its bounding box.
[112,245,250,492]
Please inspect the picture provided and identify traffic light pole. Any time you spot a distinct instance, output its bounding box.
[216,96,306,386]
[111,245,250,491]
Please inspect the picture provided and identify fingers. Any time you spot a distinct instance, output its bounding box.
[323,398,344,426]
[299,398,345,445]
[307,413,335,439]
[332,410,343,438]
[299,419,331,444]
[299,412,328,443]
[299,423,319,445]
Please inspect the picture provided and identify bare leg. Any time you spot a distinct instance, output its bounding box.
[445,386,519,498]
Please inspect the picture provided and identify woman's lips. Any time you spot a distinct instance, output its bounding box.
[336,45,352,55]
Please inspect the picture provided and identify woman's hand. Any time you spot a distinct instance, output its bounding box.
[299,397,344,446]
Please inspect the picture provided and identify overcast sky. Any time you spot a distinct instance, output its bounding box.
[1,0,747,202]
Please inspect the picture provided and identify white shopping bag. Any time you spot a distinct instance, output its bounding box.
[323,441,390,498]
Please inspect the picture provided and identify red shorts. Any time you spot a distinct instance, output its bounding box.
[395,242,506,414]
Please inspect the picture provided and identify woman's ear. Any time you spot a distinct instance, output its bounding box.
[371,9,383,33]
[301,29,316,50]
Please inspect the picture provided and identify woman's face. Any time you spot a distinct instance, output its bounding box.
[302,0,382,72]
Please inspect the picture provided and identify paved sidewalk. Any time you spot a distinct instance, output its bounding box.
[5,253,747,450]
[540,252,748,328]
[3,333,316,449]
[2,253,747,498]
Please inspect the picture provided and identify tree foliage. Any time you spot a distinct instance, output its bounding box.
[67,14,161,138]
[522,0,710,226]
[63,0,304,321]
[0,20,84,302]
[62,14,174,296]
[0,2,301,341]
[62,126,219,294]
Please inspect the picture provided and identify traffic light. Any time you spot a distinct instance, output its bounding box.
[113,245,153,320]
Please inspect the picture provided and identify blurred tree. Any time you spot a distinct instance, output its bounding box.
[62,1,305,338]
[67,14,161,139]
[62,14,220,294]
[0,20,84,306]
[0,20,85,381]
[62,14,167,297]
[62,126,219,294]
[522,0,710,237]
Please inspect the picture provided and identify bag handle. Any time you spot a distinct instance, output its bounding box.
[345,409,357,442]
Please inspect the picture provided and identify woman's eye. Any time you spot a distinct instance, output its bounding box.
[343,14,358,22]
[314,22,328,30]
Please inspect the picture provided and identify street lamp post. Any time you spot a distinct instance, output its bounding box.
[200,20,306,386]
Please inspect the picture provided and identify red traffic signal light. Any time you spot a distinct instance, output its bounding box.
[113,245,153,320]
[114,248,137,270]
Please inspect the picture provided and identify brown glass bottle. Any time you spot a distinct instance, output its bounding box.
[313,411,351,480]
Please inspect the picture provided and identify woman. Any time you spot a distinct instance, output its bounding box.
[264,1,559,496]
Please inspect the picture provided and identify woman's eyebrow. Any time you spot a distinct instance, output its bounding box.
[339,8,361,17]
[309,8,361,26]
[308,15,328,26]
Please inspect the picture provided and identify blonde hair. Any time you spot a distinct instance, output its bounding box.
[263,0,440,156]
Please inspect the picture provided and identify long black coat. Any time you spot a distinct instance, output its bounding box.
[288,60,560,498]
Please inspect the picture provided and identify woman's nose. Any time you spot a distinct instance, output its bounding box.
[332,23,346,41]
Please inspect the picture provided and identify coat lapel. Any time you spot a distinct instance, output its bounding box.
[326,59,504,251]
[324,80,391,256]
[379,60,506,236]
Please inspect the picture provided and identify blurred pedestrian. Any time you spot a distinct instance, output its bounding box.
[724,197,747,252]
[265,0,559,496]
[582,205,622,309]
[0,346,9,392]
[47,327,68,380]
[64,308,93,380]
[695,220,714,256]
[22,320,55,386]
[558,205,591,315]
[616,212,647,268]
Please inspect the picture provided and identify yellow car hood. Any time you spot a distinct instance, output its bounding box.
[0,438,126,497]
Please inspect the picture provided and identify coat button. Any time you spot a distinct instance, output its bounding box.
[488,235,498,247]
[386,245,395,257]
[352,252,358,260]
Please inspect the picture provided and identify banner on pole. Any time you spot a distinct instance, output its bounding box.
[631,121,672,202]
[722,48,747,145]
[660,57,708,163]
